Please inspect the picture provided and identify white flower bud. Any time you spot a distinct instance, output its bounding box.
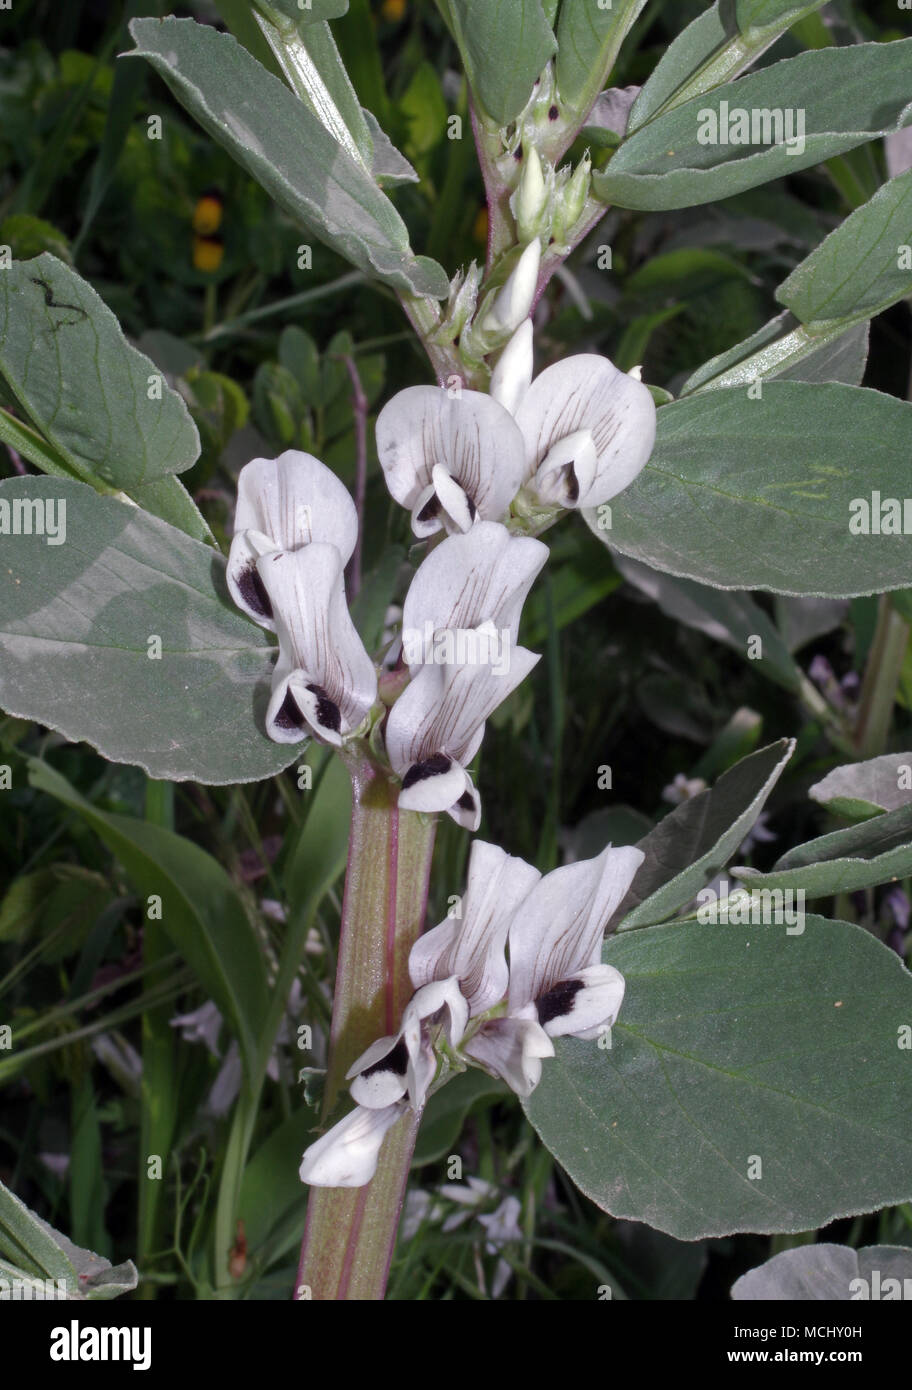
[511,147,549,244]
[481,240,541,338]
[490,320,534,416]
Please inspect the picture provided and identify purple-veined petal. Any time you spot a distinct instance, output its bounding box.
[507,844,643,1011]
[401,523,547,665]
[514,354,656,507]
[409,841,541,1016]
[386,645,540,774]
[228,451,359,626]
[257,545,377,745]
[375,388,526,534]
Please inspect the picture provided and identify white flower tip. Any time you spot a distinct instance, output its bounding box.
[627,365,643,381]
[489,320,534,416]
[484,240,541,336]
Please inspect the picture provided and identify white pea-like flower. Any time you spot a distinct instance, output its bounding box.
[491,322,658,509]
[464,844,644,1095]
[227,450,359,630]
[385,523,547,826]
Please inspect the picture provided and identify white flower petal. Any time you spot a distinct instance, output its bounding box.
[508,844,644,1011]
[410,841,540,1015]
[396,752,477,820]
[228,451,359,625]
[482,240,541,336]
[347,1032,410,1109]
[533,428,598,508]
[432,463,477,533]
[446,778,481,831]
[375,388,526,533]
[347,978,468,1111]
[401,523,547,670]
[386,646,540,774]
[490,320,534,416]
[298,1102,406,1188]
[463,1017,554,1098]
[405,977,470,1047]
[410,482,443,539]
[514,354,656,507]
[258,546,377,744]
[537,963,626,1039]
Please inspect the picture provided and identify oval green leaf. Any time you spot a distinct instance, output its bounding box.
[0,477,304,784]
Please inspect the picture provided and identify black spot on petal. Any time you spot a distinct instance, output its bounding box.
[456,791,476,811]
[237,562,273,620]
[536,978,584,1027]
[466,494,477,522]
[548,105,559,121]
[274,687,306,731]
[565,465,580,505]
[402,753,452,789]
[307,683,341,733]
[417,494,441,524]
[514,144,524,162]
[362,1035,409,1079]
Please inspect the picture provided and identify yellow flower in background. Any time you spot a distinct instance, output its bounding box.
[381,0,406,22]
[192,188,224,237]
[193,234,224,273]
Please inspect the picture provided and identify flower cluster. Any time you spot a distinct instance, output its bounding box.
[298,838,643,1188]
[226,305,657,830]
[377,307,657,528]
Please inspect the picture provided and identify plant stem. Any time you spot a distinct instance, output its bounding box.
[295,754,436,1299]
[853,596,910,758]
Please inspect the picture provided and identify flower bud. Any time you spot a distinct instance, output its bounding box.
[480,240,541,339]
[511,147,550,244]
[550,153,591,248]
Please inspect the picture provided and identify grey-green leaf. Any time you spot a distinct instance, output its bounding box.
[732,1243,912,1300]
[777,169,912,327]
[0,1177,138,1299]
[0,477,304,784]
[445,0,557,126]
[735,0,825,35]
[733,802,912,897]
[680,311,870,394]
[809,753,912,818]
[629,0,827,131]
[616,740,794,930]
[525,916,912,1239]
[0,253,199,490]
[127,17,447,298]
[588,384,912,597]
[555,0,647,114]
[604,41,912,211]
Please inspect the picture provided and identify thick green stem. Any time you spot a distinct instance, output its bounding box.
[854,596,910,758]
[295,755,436,1300]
